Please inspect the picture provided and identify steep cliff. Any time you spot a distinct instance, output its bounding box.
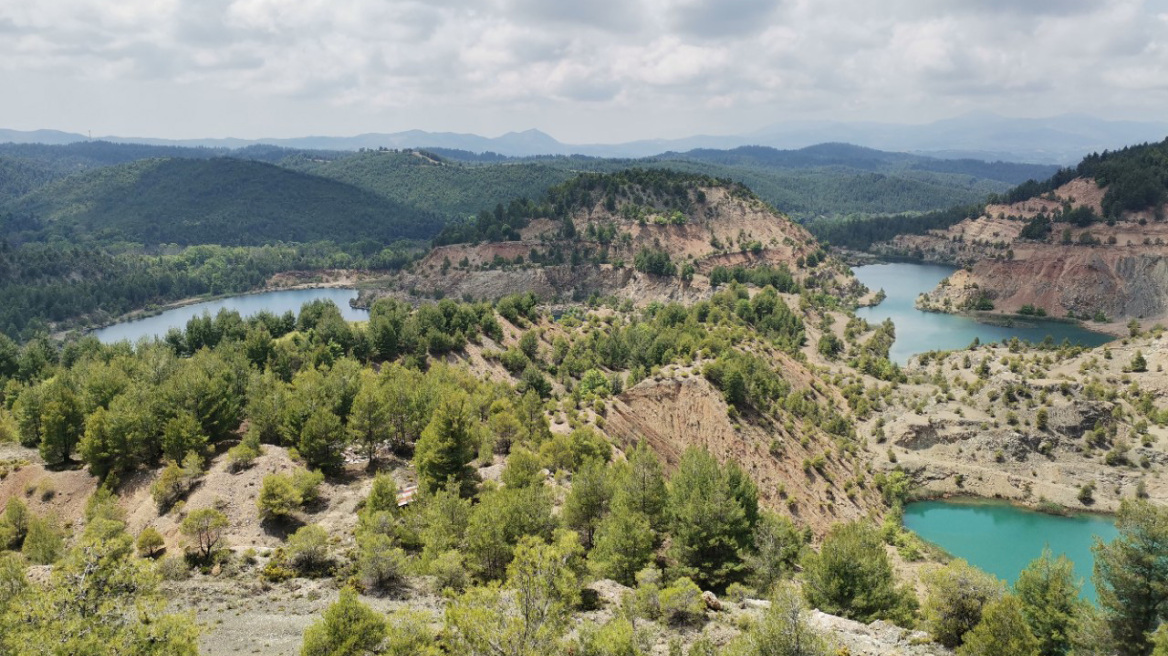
[882,177,1168,326]
[367,170,862,306]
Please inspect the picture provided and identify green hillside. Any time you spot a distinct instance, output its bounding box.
[809,137,1168,251]
[430,145,1052,221]
[996,137,1168,218]
[638,159,1006,220]
[5,157,444,246]
[283,149,575,219]
[0,157,61,205]
[663,143,1058,184]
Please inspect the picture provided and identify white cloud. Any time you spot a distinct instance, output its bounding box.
[0,0,1165,140]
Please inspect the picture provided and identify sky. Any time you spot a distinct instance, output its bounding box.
[2,0,1167,143]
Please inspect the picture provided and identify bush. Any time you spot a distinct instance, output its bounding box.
[429,549,469,593]
[0,498,30,550]
[0,408,18,444]
[227,432,262,472]
[258,468,321,521]
[0,551,27,604]
[261,549,296,583]
[725,582,754,604]
[157,554,192,581]
[35,477,55,501]
[357,533,407,594]
[180,508,229,561]
[287,524,331,575]
[659,577,705,625]
[727,582,832,656]
[22,516,63,565]
[137,527,165,557]
[383,608,441,656]
[574,618,649,656]
[293,468,325,505]
[629,567,663,620]
[151,454,202,511]
[258,473,300,520]
[922,559,1005,648]
[801,521,915,623]
[300,587,387,656]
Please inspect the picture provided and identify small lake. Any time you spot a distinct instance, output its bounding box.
[904,499,1119,601]
[93,288,368,344]
[853,262,1113,364]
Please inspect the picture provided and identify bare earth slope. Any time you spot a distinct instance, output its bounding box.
[877,177,1168,327]
[367,184,858,306]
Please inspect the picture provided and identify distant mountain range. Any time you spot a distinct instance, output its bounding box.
[3,113,1166,164]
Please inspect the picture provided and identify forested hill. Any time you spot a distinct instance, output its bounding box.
[3,157,444,246]
[425,145,1049,221]
[661,143,1059,185]
[281,149,575,220]
[807,136,1168,251]
[990,136,1168,218]
[0,139,1061,228]
[432,168,744,245]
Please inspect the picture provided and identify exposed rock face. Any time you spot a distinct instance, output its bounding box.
[877,177,1168,324]
[603,369,883,535]
[873,337,1168,513]
[369,185,856,306]
[808,611,951,656]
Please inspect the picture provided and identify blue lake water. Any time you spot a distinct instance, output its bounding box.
[93,288,368,344]
[904,499,1119,601]
[852,263,1113,364]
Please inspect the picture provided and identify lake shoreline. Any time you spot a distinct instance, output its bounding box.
[90,284,374,343]
[903,497,1119,600]
[81,269,385,337]
[909,491,1116,519]
[853,262,1114,364]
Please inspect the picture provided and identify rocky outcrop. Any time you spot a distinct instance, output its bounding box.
[879,177,1168,324]
[809,611,951,656]
[874,337,1168,513]
[603,369,884,535]
[365,184,857,306]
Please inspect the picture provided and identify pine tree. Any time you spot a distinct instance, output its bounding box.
[802,521,911,623]
[298,407,346,473]
[180,508,228,561]
[613,441,667,531]
[161,411,207,463]
[562,458,612,549]
[38,387,84,466]
[589,505,653,586]
[414,393,479,496]
[957,595,1040,656]
[666,448,751,589]
[348,376,389,468]
[1093,499,1168,656]
[1130,350,1148,373]
[300,587,387,656]
[922,559,1005,648]
[364,472,399,517]
[1015,548,1085,656]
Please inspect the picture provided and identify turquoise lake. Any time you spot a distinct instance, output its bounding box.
[852,262,1114,364]
[93,288,368,344]
[904,499,1119,600]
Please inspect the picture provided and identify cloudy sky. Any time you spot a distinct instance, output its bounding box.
[2,0,1167,142]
